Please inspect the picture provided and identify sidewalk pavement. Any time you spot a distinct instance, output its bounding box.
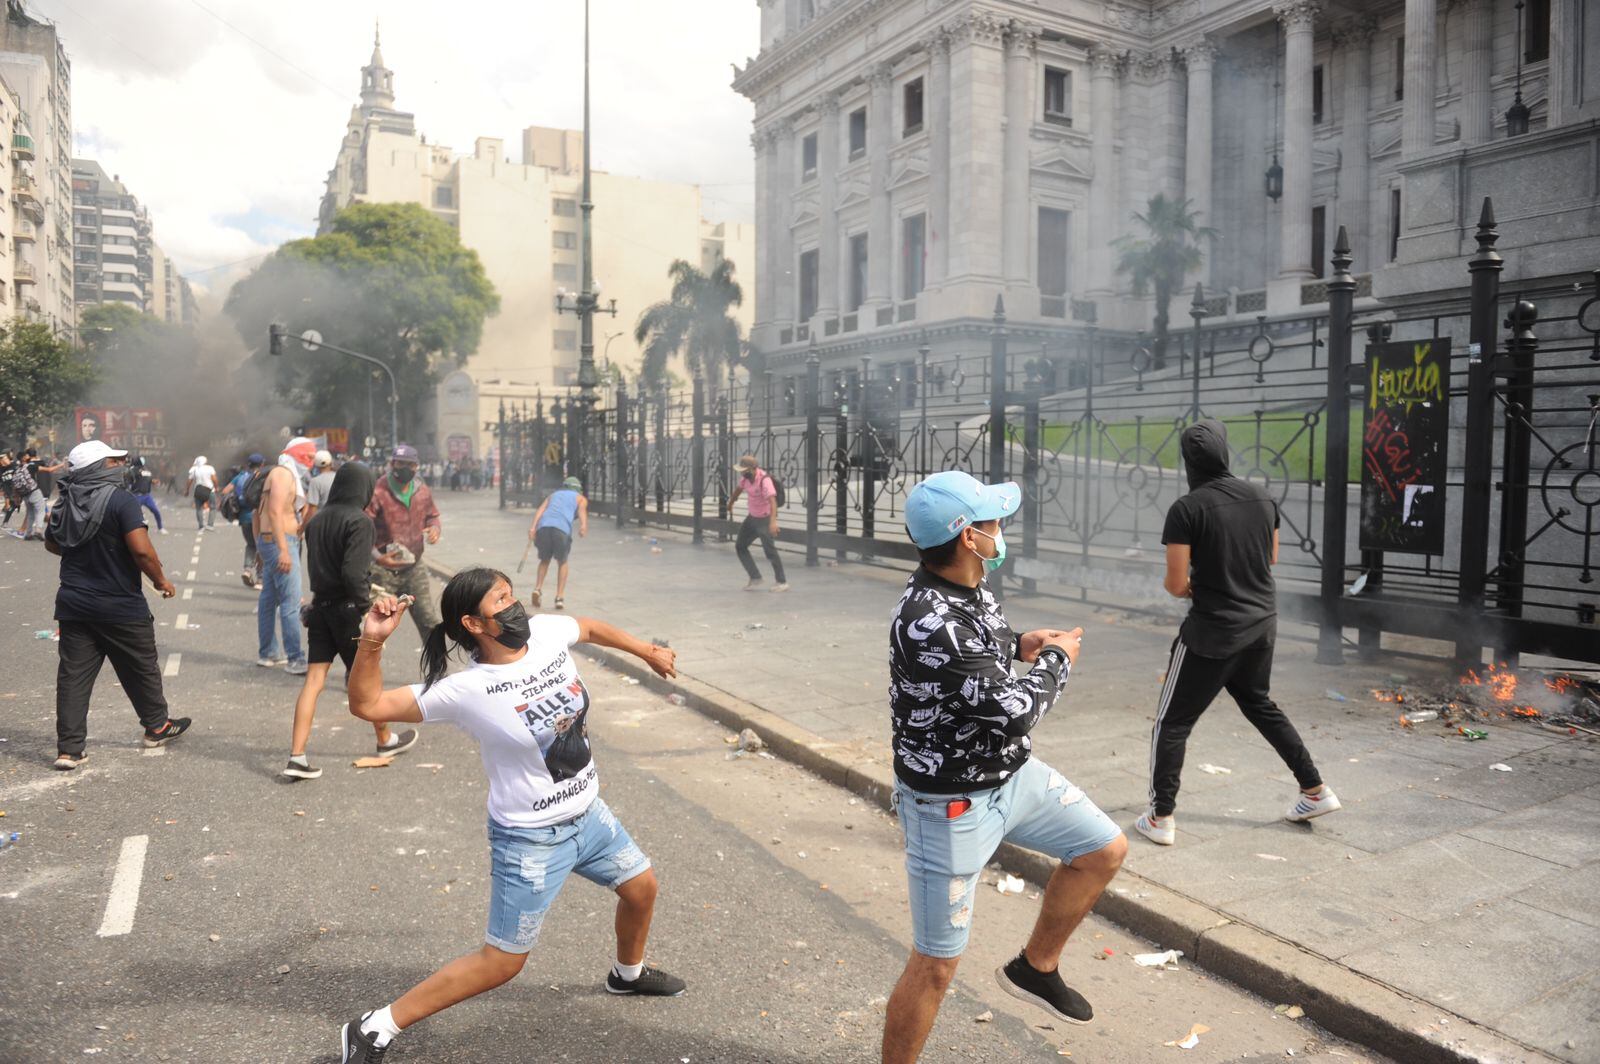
[427,489,1596,1064]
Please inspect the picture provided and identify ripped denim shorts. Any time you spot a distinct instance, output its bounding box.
[895,757,1121,958]
[484,797,652,954]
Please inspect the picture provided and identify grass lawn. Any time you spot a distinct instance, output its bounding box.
[1039,407,1364,482]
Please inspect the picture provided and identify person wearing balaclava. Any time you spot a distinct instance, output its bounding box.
[1135,419,1338,847]
[254,436,318,674]
[44,441,191,771]
[282,461,419,780]
[366,443,443,643]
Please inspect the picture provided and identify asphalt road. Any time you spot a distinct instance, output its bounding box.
[0,524,1387,1062]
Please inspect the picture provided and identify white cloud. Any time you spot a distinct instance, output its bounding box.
[30,0,756,283]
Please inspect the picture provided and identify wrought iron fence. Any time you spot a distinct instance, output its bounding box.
[497,199,1599,666]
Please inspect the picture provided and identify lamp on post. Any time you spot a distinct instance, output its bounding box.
[1505,0,1531,136]
[1265,20,1284,202]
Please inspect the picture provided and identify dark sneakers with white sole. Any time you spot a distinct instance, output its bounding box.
[339,1014,389,1062]
[376,728,419,757]
[605,966,687,997]
[995,951,1094,1025]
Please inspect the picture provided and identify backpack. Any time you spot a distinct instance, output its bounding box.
[240,469,268,513]
[767,472,786,509]
[219,492,241,521]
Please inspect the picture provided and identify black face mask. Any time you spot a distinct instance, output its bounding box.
[486,602,530,650]
[392,466,416,485]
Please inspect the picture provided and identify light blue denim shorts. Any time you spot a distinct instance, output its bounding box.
[896,757,1122,958]
[485,797,652,954]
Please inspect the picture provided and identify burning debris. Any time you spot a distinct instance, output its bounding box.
[1374,665,1600,737]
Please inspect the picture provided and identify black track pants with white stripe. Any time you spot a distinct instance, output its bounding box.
[1148,639,1322,817]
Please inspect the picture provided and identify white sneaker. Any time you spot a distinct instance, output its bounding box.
[743,579,762,591]
[1134,810,1176,846]
[256,657,283,668]
[1286,787,1342,822]
[771,582,790,593]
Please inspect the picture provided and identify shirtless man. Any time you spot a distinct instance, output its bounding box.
[255,436,317,674]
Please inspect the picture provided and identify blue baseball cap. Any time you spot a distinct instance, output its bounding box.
[905,471,1021,548]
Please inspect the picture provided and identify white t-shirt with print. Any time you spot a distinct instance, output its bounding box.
[410,615,596,828]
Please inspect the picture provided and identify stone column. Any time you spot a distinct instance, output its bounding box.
[1547,0,1573,127]
[815,93,840,320]
[1182,39,1217,228]
[927,31,952,288]
[1087,44,1120,296]
[866,63,893,309]
[1336,19,1376,271]
[1401,0,1437,155]
[945,11,1008,288]
[1458,0,1492,145]
[772,118,795,325]
[1276,0,1318,279]
[1002,22,1038,285]
[752,127,773,327]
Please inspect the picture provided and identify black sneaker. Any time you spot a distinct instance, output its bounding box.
[339,1014,390,1062]
[282,758,322,780]
[995,951,1093,1025]
[605,966,687,997]
[376,728,419,757]
[142,717,192,748]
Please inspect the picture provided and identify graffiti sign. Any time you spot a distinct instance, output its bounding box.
[1359,339,1450,554]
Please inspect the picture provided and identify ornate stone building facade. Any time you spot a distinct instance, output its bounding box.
[734,0,1599,371]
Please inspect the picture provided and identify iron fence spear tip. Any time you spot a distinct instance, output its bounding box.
[1333,225,1351,256]
[1478,197,1496,229]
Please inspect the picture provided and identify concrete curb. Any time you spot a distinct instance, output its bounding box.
[426,557,1552,1064]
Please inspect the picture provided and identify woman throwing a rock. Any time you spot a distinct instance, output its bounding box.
[338,566,685,1062]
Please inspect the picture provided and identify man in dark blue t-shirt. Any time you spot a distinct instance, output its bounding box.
[1135,420,1337,847]
[45,441,191,771]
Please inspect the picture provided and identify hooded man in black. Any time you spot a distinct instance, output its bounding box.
[283,462,417,779]
[1134,420,1338,846]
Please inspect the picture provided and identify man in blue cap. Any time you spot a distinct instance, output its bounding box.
[881,470,1126,1064]
[221,454,266,588]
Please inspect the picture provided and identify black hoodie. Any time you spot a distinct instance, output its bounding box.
[1162,419,1281,657]
[305,462,376,607]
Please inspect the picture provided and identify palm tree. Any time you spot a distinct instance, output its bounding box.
[633,259,744,389]
[1112,195,1216,370]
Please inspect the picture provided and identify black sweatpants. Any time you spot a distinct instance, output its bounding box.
[1148,639,1321,817]
[56,619,170,756]
[735,515,786,583]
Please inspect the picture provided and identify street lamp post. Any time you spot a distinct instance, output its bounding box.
[554,0,618,488]
[269,323,399,451]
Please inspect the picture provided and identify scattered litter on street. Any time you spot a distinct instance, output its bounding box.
[973,1010,993,1023]
[666,693,687,706]
[1255,853,1288,862]
[738,728,764,752]
[1489,763,1514,772]
[1197,763,1232,775]
[1134,949,1183,968]
[1458,727,1488,740]
[1400,709,1438,725]
[352,756,395,769]
[621,676,641,685]
[996,874,1026,895]
[1324,689,1348,702]
[1164,1022,1209,1049]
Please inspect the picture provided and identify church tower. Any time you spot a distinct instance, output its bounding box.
[359,23,395,114]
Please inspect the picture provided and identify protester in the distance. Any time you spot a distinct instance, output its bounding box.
[367,443,442,643]
[881,470,1125,1064]
[1136,420,1338,846]
[127,455,165,534]
[284,461,417,780]
[26,448,66,523]
[0,450,18,530]
[337,568,686,1061]
[10,447,45,540]
[527,475,587,610]
[45,441,190,771]
[727,453,788,592]
[221,454,265,588]
[300,449,336,532]
[185,454,219,531]
[255,436,317,674]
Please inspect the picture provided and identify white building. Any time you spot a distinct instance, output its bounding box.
[319,32,755,461]
[0,0,72,339]
[733,0,1598,375]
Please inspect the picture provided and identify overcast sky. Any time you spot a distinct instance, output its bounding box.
[30,0,757,296]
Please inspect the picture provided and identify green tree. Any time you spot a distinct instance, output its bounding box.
[1113,194,1216,370]
[0,318,96,448]
[225,202,499,442]
[81,302,201,406]
[633,259,744,390]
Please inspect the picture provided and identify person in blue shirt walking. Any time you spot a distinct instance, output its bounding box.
[527,476,588,610]
[220,454,265,589]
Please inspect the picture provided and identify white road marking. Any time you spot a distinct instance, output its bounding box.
[181,588,193,601]
[163,653,181,677]
[97,835,149,937]
[142,746,165,757]
[186,571,196,581]
[174,613,188,629]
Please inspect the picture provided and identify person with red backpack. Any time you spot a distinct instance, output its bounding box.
[728,453,788,592]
